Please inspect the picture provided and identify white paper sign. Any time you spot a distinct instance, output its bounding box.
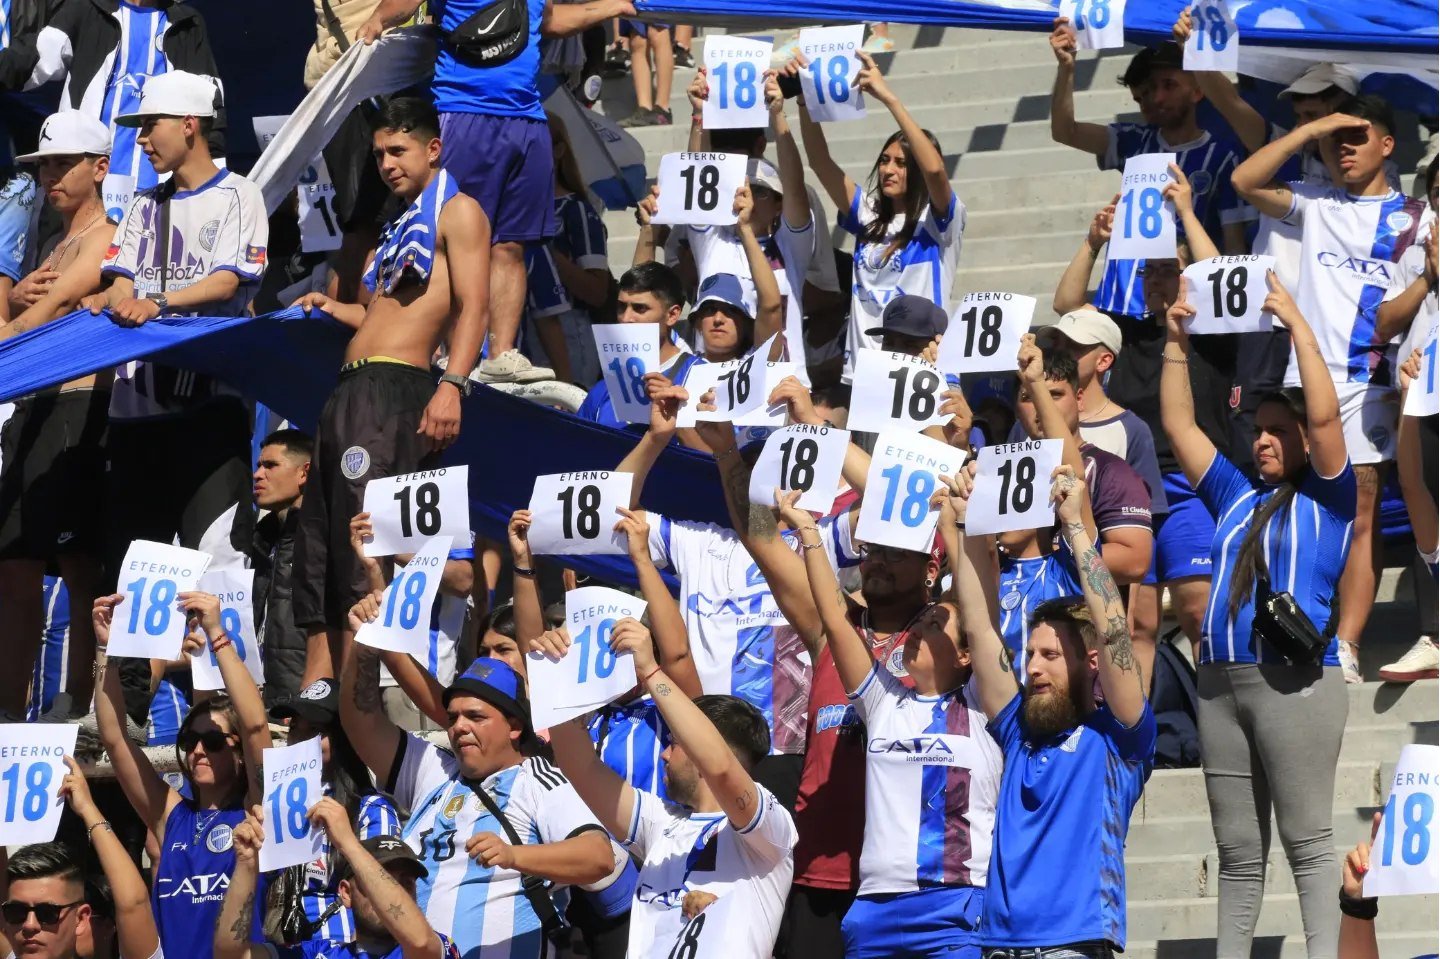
[939,293,1035,374]
[798,25,865,123]
[1184,0,1240,72]
[967,440,1065,536]
[1405,335,1439,418]
[748,424,850,511]
[654,152,748,227]
[594,323,661,424]
[109,541,213,659]
[675,362,724,429]
[527,472,630,556]
[733,359,805,428]
[848,351,951,435]
[362,467,471,557]
[0,724,79,844]
[1110,153,1177,260]
[258,736,325,872]
[190,568,262,692]
[703,35,772,130]
[1181,255,1277,334]
[254,115,341,253]
[527,587,645,730]
[856,432,963,551]
[354,536,453,657]
[662,892,741,959]
[1061,0,1126,50]
[1364,744,1439,897]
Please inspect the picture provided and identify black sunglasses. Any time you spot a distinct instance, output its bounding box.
[1,900,83,926]
[177,728,237,753]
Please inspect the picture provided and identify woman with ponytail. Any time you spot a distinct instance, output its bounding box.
[1161,271,1353,959]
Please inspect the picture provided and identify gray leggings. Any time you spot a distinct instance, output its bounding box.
[1197,662,1348,959]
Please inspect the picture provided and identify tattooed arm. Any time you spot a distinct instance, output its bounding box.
[340,601,406,784]
[1052,466,1147,726]
[214,809,263,959]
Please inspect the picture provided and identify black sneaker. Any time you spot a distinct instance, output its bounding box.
[652,106,673,125]
[673,45,695,69]
[603,44,630,77]
[617,107,661,128]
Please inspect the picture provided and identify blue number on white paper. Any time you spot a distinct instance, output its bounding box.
[124,576,178,636]
[1,763,52,822]
[1073,0,1111,30]
[1120,187,1165,239]
[381,571,428,631]
[609,356,647,406]
[1379,791,1434,867]
[267,777,310,842]
[879,464,936,528]
[713,61,760,109]
[1424,338,1437,398]
[574,618,619,683]
[1193,5,1229,51]
[807,56,851,106]
[209,607,248,667]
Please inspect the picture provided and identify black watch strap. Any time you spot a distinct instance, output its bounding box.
[440,372,473,396]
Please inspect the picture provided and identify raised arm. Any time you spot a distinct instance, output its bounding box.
[615,507,703,696]
[735,183,784,347]
[858,51,951,215]
[507,510,546,649]
[632,186,660,268]
[63,758,160,959]
[1164,166,1221,261]
[766,73,812,230]
[789,55,855,210]
[214,808,266,959]
[1053,467,1146,725]
[1160,289,1220,487]
[1048,19,1111,157]
[1171,8,1267,153]
[940,466,1020,718]
[1017,334,1097,538]
[548,708,636,840]
[1377,230,1437,341]
[1264,272,1346,478]
[1054,198,1115,315]
[541,0,636,39]
[1233,114,1371,218]
[341,596,406,785]
[618,377,686,505]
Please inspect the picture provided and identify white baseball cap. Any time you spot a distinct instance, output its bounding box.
[1280,63,1359,99]
[115,71,221,127]
[16,112,112,163]
[1042,308,1123,356]
[746,157,783,195]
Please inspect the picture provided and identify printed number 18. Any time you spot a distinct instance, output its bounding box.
[574,618,618,682]
[712,61,758,109]
[1073,0,1112,30]
[208,608,247,666]
[1379,791,1434,867]
[1,763,52,822]
[267,777,309,842]
[879,464,935,528]
[1424,338,1437,396]
[1120,187,1165,239]
[807,56,851,105]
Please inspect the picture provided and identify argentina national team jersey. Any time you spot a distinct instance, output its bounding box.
[997,543,1081,677]
[1096,126,1251,317]
[587,696,669,798]
[301,794,402,941]
[849,671,1001,896]
[391,736,603,959]
[25,577,70,719]
[1196,452,1355,666]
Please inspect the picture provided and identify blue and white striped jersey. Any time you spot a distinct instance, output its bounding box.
[586,696,669,799]
[997,543,1081,678]
[148,679,188,747]
[300,793,402,941]
[96,3,170,219]
[26,576,71,720]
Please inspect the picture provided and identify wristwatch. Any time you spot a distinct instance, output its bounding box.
[439,372,474,397]
[146,292,169,312]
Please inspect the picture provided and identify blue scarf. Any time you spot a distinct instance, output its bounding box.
[364,168,458,296]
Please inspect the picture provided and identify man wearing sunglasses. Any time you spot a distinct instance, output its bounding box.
[2,844,92,959]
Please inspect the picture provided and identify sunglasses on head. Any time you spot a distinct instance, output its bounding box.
[1,901,82,926]
[177,728,237,753]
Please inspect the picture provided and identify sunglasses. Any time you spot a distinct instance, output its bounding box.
[177,728,238,753]
[1,901,83,926]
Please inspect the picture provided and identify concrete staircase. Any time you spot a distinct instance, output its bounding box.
[594,25,1440,956]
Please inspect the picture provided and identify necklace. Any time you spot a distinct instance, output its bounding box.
[192,806,222,846]
[44,209,106,270]
[1080,397,1114,424]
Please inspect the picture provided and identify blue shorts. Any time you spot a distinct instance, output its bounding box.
[842,886,983,959]
[1147,471,1215,584]
[439,113,556,243]
[619,19,670,37]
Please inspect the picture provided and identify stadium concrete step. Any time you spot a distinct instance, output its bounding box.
[1124,931,1439,959]
[1128,894,1439,945]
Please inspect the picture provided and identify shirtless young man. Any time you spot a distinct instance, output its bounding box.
[290,96,488,682]
[0,112,116,719]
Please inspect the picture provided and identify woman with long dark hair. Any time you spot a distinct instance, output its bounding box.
[1161,272,1353,958]
[92,590,271,959]
[792,49,963,382]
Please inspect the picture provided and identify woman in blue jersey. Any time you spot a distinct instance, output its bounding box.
[92,590,271,959]
[790,50,963,381]
[1161,273,1353,958]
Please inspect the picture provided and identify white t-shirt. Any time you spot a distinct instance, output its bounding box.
[1386,212,1439,383]
[1282,182,1427,390]
[623,786,796,959]
[849,669,1002,896]
[685,215,815,357]
[839,184,965,382]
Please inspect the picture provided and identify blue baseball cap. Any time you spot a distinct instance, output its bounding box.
[693,272,755,322]
[445,658,533,736]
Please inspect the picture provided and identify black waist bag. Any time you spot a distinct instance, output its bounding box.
[445,0,530,67]
[1252,567,1328,666]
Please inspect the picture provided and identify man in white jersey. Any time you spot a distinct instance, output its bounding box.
[341,631,618,959]
[550,618,796,959]
[1234,95,1428,682]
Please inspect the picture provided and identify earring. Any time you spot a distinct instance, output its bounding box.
[926,577,935,588]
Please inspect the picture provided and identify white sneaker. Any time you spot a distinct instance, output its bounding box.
[1337,640,1363,684]
[1378,635,1440,683]
[474,350,554,384]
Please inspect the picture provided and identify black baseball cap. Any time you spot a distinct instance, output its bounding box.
[269,678,339,726]
[865,294,949,340]
[360,835,428,878]
[1120,42,1185,88]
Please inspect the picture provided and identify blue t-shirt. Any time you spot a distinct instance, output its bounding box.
[577,351,702,430]
[432,0,547,120]
[0,170,35,282]
[982,695,1156,950]
[1196,453,1356,666]
[154,803,266,959]
[997,545,1081,675]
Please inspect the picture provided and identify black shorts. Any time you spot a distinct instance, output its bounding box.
[292,361,439,631]
[775,884,853,959]
[0,388,109,560]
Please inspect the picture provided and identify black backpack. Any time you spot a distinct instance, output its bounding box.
[1150,630,1201,768]
[444,0,531,68]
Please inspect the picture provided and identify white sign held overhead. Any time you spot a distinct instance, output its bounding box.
[855,431,963,552]
[191,568,262,691]
[798,25,865,123]
[0,724,78,845]
[109,541,213,659]
[1184,0,1240,72]
[527,472,631,556]
[528,587,645,730]
[654,152,748,228]
[733,358,805,428]
[847,351,951,435]
[1060,0,1126,50]
[1181,255,1277,335]
[258,736,325,872]
[593,323,661,425]
[254,115,341,253]
[938,293,1035,375]
[703,35,772,129]
[1109,153,1177,260]
[1364,744,1439,897]
[354,536,453,658]
[1404,335,1439,418]
[966,440,1065,536]
[748,424,850,512]
[361,467,470,557]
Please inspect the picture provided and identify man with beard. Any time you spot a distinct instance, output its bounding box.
[944,462,1155,959]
